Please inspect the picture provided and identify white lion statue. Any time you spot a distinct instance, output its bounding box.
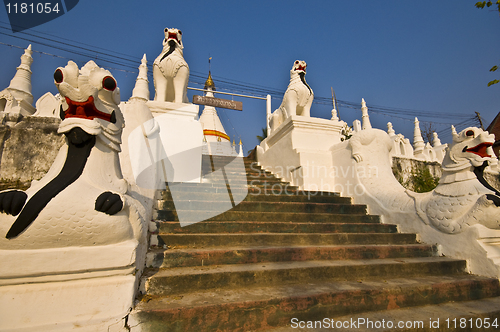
[269,60,314,133]
[153,27,189,103]
[0,61,148,331]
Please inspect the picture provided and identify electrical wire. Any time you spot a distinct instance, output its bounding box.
[0,26,478,129]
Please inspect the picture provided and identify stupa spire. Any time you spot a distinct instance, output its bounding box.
[432,132,442,147]
[238,139,244,157]
[330,88,339,121]
[8,44,34,105]
[413,117,425,153]
[131,54,150,102]
[361,98,372,130]
[204,72,215,96]
[199,66,231,147]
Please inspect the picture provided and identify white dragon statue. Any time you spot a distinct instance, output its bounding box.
[342,125,500,277]
[269,60,314,133]
[349,126,500,234]
[153,27,189,103]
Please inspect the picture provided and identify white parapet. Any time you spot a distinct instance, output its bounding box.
[257,115,346,191]
[146,100,199,120]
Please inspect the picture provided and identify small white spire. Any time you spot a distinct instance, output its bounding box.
[451,125,460,142]
[361,98,371,130]
[7,44,34,105]
[331,88,339,121]
[238,139,244,157]
[413,117,425,153]
[131,54,150,102]
[432,132,442,147]
[387,122,395,136]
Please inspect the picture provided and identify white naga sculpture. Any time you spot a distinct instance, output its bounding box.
[269,60,314,132]
[349,126,500,234]
[153,27,189,103]
[0,61,147,330]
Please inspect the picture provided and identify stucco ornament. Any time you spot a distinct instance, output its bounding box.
[349,126,500,234]
[270,60,314,132]
[153,27,189,103]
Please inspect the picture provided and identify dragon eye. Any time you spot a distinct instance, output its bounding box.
[164,28,168,32]
[178,30,182,35]
[102,76,116,91]
[295,61,299,64]
[466,130,474,137]
[54,69,63,83]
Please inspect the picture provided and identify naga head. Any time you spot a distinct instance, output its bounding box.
[291,60,307,78]
[445,126,495,168]
[163,27,183,50]
[54,60,124,151]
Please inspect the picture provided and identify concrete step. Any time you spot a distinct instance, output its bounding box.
[157,191,345,203]
[154,210,376,223]
[266,297,500,331]
[129,275,500,332]
[198,176,288,186]
[153,232,417,248]
[154,210,380,223]
[140,257,467,296]
[154,221,398,234]
[146,244,438,269]
[156,200,368,214]
[158,188,340,200]
[163,182,299,192]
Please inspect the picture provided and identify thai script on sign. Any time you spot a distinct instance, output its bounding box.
[192,95,243,111]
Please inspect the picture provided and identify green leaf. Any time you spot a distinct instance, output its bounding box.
[487,79,499,86]
[475,1,487,8]
[490,65,498,72]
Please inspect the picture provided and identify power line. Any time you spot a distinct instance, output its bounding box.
[0,31,477,127]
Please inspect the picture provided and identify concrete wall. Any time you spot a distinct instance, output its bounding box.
[392,156,500,192]
[392,157,442,192]
[0,114,63,190]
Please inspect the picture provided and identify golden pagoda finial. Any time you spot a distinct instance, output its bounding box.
[204,56,215,91]
[204,71,215,91]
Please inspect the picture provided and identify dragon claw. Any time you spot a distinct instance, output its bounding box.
[0,191,27,216]
[486,194,500,207]
[95,191,123,215]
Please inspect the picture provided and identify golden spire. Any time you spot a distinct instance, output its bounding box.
[204,56,215,91]
[204,71,215,91]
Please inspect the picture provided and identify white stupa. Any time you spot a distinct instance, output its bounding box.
[0,44,36,115]
[199,72,237,156]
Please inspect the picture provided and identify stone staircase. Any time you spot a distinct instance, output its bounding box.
[129,156,500,331]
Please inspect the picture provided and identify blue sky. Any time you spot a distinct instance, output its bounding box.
[1,0,499,152]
